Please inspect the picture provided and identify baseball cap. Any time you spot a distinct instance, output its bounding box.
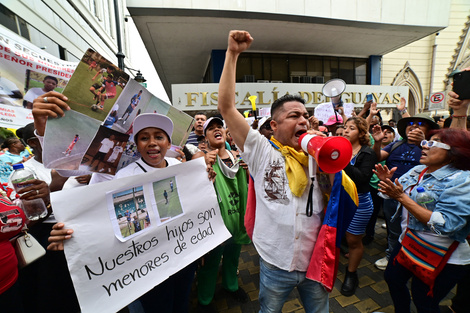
[132,113,173,142]
[324,114,343,126]
[203,117,225,135]
[258,116,272,130]
[381,125,395,134]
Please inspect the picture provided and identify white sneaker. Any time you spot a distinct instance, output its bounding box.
[375,256,389,270]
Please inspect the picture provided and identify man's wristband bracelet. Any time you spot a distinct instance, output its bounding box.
[400,109,407,114]
[452,115,467,119]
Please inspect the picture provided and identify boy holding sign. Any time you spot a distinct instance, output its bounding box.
[32,93,206,313]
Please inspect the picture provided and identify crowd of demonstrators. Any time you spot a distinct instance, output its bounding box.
[340,116,377,296]
[376,128,470,312]
[371,113,439,270]
[192,117,251,312]
[2,30,469,313]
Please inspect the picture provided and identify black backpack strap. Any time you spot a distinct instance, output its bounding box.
[389,140,405,154]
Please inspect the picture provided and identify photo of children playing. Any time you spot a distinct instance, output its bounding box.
[62,49,128,121]
[111,186,150,238]
[152,176,183,223]
[80,125,129,174]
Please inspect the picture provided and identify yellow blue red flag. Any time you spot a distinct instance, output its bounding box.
[306,170,358,291]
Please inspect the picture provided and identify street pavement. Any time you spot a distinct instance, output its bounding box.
[189,218,456,313]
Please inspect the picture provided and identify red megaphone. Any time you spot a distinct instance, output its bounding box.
[299,133,352,173]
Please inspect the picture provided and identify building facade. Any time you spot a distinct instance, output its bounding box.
[382,0,470,117]
[1,0,130,66]
[128,0,457,118]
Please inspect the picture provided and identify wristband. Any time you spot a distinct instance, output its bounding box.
[400,109,407,114]
[452,115,467,118]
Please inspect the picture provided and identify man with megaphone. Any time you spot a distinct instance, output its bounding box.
[218,30,358,313]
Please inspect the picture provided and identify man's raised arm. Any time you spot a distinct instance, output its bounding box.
[218,30,254,152]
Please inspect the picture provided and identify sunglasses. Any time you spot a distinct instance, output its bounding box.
[420,140,451,150]
[407,121,426,127]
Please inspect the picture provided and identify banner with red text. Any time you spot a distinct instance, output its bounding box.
[0,26,77,128]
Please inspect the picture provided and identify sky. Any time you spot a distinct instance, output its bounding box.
[127,17,171,104]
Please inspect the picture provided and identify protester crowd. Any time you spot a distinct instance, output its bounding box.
[0,30,469,313]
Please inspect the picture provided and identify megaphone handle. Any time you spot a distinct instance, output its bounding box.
[308,155,317,179]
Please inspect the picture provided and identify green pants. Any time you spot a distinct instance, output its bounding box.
[197,243,242,305]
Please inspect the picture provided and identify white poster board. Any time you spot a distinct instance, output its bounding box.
[313,102,355,123]
[51,158,231,313]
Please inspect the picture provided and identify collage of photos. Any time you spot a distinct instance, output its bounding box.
[43,49,195,172]
[107,176,183,241]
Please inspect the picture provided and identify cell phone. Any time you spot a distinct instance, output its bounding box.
[452,71,470,100]
[366,94,373,102]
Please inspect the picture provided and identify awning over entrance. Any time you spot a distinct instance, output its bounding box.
[128,1,450,98]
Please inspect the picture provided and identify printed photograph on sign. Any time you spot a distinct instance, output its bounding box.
[23,70,67,109]
[108,185,151,240]
[80,125,129,174]
[62,49,129,121]
[102,79,151,136]
[151,176,183,223]
[42,49,194,171]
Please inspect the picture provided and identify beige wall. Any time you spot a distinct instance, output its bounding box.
[381,0,470,115]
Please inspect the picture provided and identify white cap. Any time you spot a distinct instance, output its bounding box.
[203,117,225,135]
[258,116,271,130]
[132,113,173,142]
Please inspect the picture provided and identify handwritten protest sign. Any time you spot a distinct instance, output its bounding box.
[51,158,231,313]
[313,102,355,123]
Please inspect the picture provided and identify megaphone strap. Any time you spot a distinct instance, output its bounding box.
[306,177,315,217]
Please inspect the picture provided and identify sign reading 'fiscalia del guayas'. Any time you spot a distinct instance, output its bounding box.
[171,83,409,111]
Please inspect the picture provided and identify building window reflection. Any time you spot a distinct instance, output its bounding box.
[219,52,369,84]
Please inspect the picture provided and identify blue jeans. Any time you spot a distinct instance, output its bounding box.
[259,258,328,313]
[383,198,401,259]
[385,243,470,313]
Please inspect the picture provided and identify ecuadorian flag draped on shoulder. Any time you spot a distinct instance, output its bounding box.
[306,170,358,292]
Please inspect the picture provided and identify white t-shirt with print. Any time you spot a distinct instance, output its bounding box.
[241,129,324,272]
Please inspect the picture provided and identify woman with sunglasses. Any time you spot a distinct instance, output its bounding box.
[371,113,439,271]
[340,116,378,296]
[375,128,470,313]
